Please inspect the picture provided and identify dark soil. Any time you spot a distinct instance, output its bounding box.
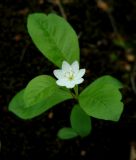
[1,0,136,159]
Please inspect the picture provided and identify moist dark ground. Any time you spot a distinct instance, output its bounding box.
[1,0,136,159]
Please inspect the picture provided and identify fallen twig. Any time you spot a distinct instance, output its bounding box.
[130,142,136,160]
[130,62,136,95]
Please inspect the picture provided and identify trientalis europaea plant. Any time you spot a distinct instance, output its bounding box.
[9,13,123,139]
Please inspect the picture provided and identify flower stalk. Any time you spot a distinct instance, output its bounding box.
[74,85,78,98]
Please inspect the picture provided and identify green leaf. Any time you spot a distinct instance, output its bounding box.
[9,88,72,119]
[113,35,128,49]
[24,75,57,107]
[57,127,78,139]
[79,75,123,121]
[27,13,79,67]
[9,89,25,118]
[70,104,91,137]
[89,75,123,89]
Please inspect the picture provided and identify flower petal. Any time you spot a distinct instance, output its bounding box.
[56,79,75,88]
[62,61,71,72]
[53,69,63,79]
[56,79,67,86]
[65,82,75,88]
[74,78,84,84]
[77,69,86,78]
[71,61,79,74]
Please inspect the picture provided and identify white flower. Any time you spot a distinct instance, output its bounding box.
[53,61,85,88]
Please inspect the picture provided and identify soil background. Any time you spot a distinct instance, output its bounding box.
[1,0,136,159]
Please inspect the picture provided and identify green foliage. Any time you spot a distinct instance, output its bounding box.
[24,75,59,107]
[70,104,91,137]
[58,104,91,139]
[57,128,78,139]
[113,34,130,50]
[9,86,72,119]
[79,76,123,121]
[27,13,79,67]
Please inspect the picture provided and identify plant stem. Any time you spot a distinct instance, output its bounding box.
[74,85,78,98]
[107,10,118,34]
[70,92,77,99]
[57,0,67,20]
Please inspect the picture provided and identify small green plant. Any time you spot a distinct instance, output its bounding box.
[9,13,124,139]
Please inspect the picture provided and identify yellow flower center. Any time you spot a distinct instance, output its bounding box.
[65,71,74,81]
